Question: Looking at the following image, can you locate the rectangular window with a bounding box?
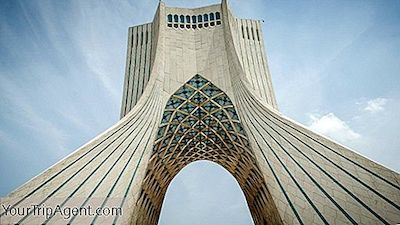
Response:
[216,12,221,20]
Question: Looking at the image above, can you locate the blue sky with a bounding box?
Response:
[0,0,399,224]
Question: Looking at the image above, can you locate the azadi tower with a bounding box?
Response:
[1,1,399,224]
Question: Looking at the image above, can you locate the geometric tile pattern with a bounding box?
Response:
[154,74,249,165]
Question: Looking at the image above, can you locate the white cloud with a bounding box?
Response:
[308,113,361,143]
[364,98,388,113]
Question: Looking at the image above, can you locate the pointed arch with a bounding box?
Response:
[133,75,283,225]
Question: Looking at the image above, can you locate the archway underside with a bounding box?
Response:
[133,75,283,225]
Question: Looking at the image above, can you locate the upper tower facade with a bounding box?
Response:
[120,0,277,118]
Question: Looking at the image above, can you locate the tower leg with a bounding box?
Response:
[0,84,164,225]
[233,78,400,225]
